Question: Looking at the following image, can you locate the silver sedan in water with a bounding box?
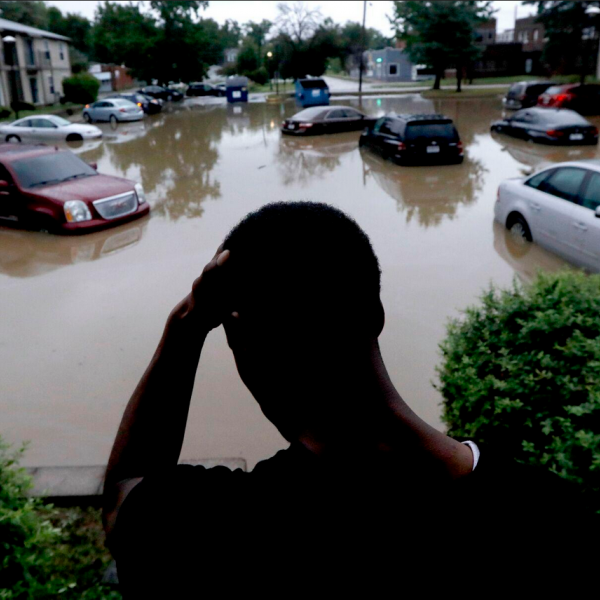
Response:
[495,160,600,272]
[0,115,102,143]
[83,99,144,124]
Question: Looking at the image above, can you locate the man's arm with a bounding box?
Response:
[102,248,231,545]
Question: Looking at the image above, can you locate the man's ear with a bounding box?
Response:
[372,298,385,338]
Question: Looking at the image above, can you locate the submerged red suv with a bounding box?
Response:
[0,144,149,234]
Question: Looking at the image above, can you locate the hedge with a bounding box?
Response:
[62,73,100,105]
[437,271,600,506]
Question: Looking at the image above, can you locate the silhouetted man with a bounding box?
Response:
[103,202,594,597]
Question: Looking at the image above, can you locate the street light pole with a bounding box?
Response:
[358,0,367,95]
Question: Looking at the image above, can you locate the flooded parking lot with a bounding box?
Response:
[1,94,595,469]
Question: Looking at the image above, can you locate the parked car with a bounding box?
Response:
[186,83,225,97]
[281,106,375,135]
[215,84,227,95]
[83,99,144,124]
[0,144,149,234]
[0,115,102,143]
[503,81,555,110]
[538,83,600,115]
[359,113,464,164]
[494,160,600,272]
[138,85,184,101]
[106,93,162,115]
[490,107,598,145]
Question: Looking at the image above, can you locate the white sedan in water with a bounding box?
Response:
[495,160,600,272]
[0,115,102,143]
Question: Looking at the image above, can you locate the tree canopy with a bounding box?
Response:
[524,1,600,82]
[390,1,494,91]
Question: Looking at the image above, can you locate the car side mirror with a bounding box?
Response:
[595,206,600,218]
[89,162,97,170]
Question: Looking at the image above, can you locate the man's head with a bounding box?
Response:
[221,202,384,440]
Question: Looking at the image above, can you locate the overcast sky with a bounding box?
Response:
[46,1,536,36]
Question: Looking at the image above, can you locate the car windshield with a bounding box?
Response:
[11,152,97,188]
[49,116,71,127]
[405,123,458,140]
[292,107,327,120]
[113,99,134,107]
[545,86,568,95]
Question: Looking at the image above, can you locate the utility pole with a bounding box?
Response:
[359,0,367,95]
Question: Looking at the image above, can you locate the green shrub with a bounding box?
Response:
[0,436,121,599]
[62,73,100,105]
[0,106,11,119]
[437,271,600,505]
[249,66,269,85]
[11,101,35,112]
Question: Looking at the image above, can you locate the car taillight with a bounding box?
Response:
[397,141,406,151]
[552,93,571,106]
[457,141,464,155]
[546,129,565,137]
[281,121,286,127]
[119,108,127,113]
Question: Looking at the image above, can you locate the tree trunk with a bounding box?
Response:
[433,69,441,90]
[456,62,462,93]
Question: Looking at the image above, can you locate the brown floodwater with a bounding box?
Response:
[1,95,595,469]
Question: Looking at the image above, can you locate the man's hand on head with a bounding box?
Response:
[166,246,232,337]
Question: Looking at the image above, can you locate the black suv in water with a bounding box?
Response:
[359,114,463,165]
[503,81,555,110]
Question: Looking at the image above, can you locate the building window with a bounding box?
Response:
[25,39,35,66]
[59,43,64,60]
[44,40,50,61]
[389,63,398,76]
[29,77,38,103]
[533,29,539,41]
[523,31,529,43]
[49,75,54,95]
[525,58,533,74]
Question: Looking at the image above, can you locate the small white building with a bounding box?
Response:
[0,17,71,107]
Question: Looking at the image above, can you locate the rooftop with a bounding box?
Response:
[0,17,70,41]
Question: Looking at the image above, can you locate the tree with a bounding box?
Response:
[339,22,390,75]
[0,1,48,28]
[524,1,600,83]
[276,1,322,43]
[236,41,260,74]
[390,1,494,91]
[92,2,159,82]
[219,19,242,50]
[47,7,92,56]
[245,19,272,57]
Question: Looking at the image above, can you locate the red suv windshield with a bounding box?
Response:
[10,152,97,189]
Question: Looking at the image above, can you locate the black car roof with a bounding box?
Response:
[387,113,453,124]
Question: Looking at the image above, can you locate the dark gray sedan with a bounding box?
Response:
[281,106,375,136]
[491,107,598,145]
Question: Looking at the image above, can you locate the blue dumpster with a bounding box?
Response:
[226,76,249,103]
[295,78,330,107]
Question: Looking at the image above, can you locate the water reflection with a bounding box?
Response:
[277,132,358,185]
[359,148,485,228]
[96,109,224,221]
[492,220,571,283]
[491,133,599,173]
[0,217,147,278]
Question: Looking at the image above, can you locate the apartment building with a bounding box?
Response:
[0,17,71,107]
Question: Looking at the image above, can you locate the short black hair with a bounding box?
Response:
[223,202,381,338]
